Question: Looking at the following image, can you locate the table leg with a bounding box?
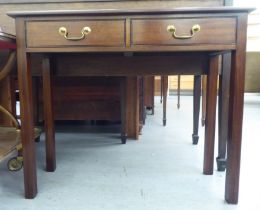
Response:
[217,53,231,171]
[17,51,37,198]
[192,75,201,145]
[151,76,155,115]
[160,76,163,103]
[201,75,207,126]
[162,75,168,126]
[225,15,247,204]
[120,77,127,144]
[225,49,247,203]
[203,54,219,175]
[140,77,146,125]
[42,56,56,171]
[177,75,181,109]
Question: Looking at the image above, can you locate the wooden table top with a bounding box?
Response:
[7,6,255,17]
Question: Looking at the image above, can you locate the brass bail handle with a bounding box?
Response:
[58,26,91,41]
[167,24,201,39]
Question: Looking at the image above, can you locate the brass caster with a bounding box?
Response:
[7,157,23,172]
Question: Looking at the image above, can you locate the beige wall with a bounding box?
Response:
[245,52,260,92]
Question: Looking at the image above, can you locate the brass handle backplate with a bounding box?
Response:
[167,24,201,39]
[58,26,91,41]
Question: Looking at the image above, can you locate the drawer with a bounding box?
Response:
[131,18,236,46]
[26,20,125,47]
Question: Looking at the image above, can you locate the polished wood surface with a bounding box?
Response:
[132,18,236,45]
[16,18,38,198]
[42,56,56,172]
[126,77,140,139]
[27,20,125,47]
[39,77,121,120]
[225,13,248,204]
[144,76,154,114]
[9,7,251,204]
[217,52,231,171]
[203,54,219,174]
[192,75,201,145]
[0,1,224,36]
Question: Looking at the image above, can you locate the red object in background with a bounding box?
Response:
[0,30,16,49]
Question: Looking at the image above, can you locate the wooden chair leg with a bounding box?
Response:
[42,56,56,172]
[203,54,219,175]
[201,75,207,126]
[192,75,201,145]
[162,75,168,126]
[217,53,231,171]
[177,75,181,109]
[120,77,127,144]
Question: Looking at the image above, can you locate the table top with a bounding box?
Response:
[7,6,255,17]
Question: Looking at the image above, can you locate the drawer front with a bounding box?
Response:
[131,18,236,46]
[26,20,125,47]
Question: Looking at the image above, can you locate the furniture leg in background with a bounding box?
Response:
[192,75,201,145]
[144,76,155,115]
[217,53,231,171]
[177,75,181,109]
[126,76,140,139]
[42,56,56,172]
[162,75,168,126]
[160,75,163,103]
[201,75,207,126]
[120,77,127,144]
[203,54,219,175]
[140,77,146,125]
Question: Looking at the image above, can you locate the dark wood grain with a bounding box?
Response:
[120,77,127,144]
[201,75,207,126]
[126,77,139,140]
[51,53,208,76]
[192,75,201,145]
[26,20,125,47]
[15,18,37,198]
[42,56,56,172]
[132,18,236,46]
[203,54,219,175]
[217,52,231,171]
[10,8,251,203]
[144,76,154,114]
[225,14,248,204]
[8,7,254,17]
[177,75,180,109]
